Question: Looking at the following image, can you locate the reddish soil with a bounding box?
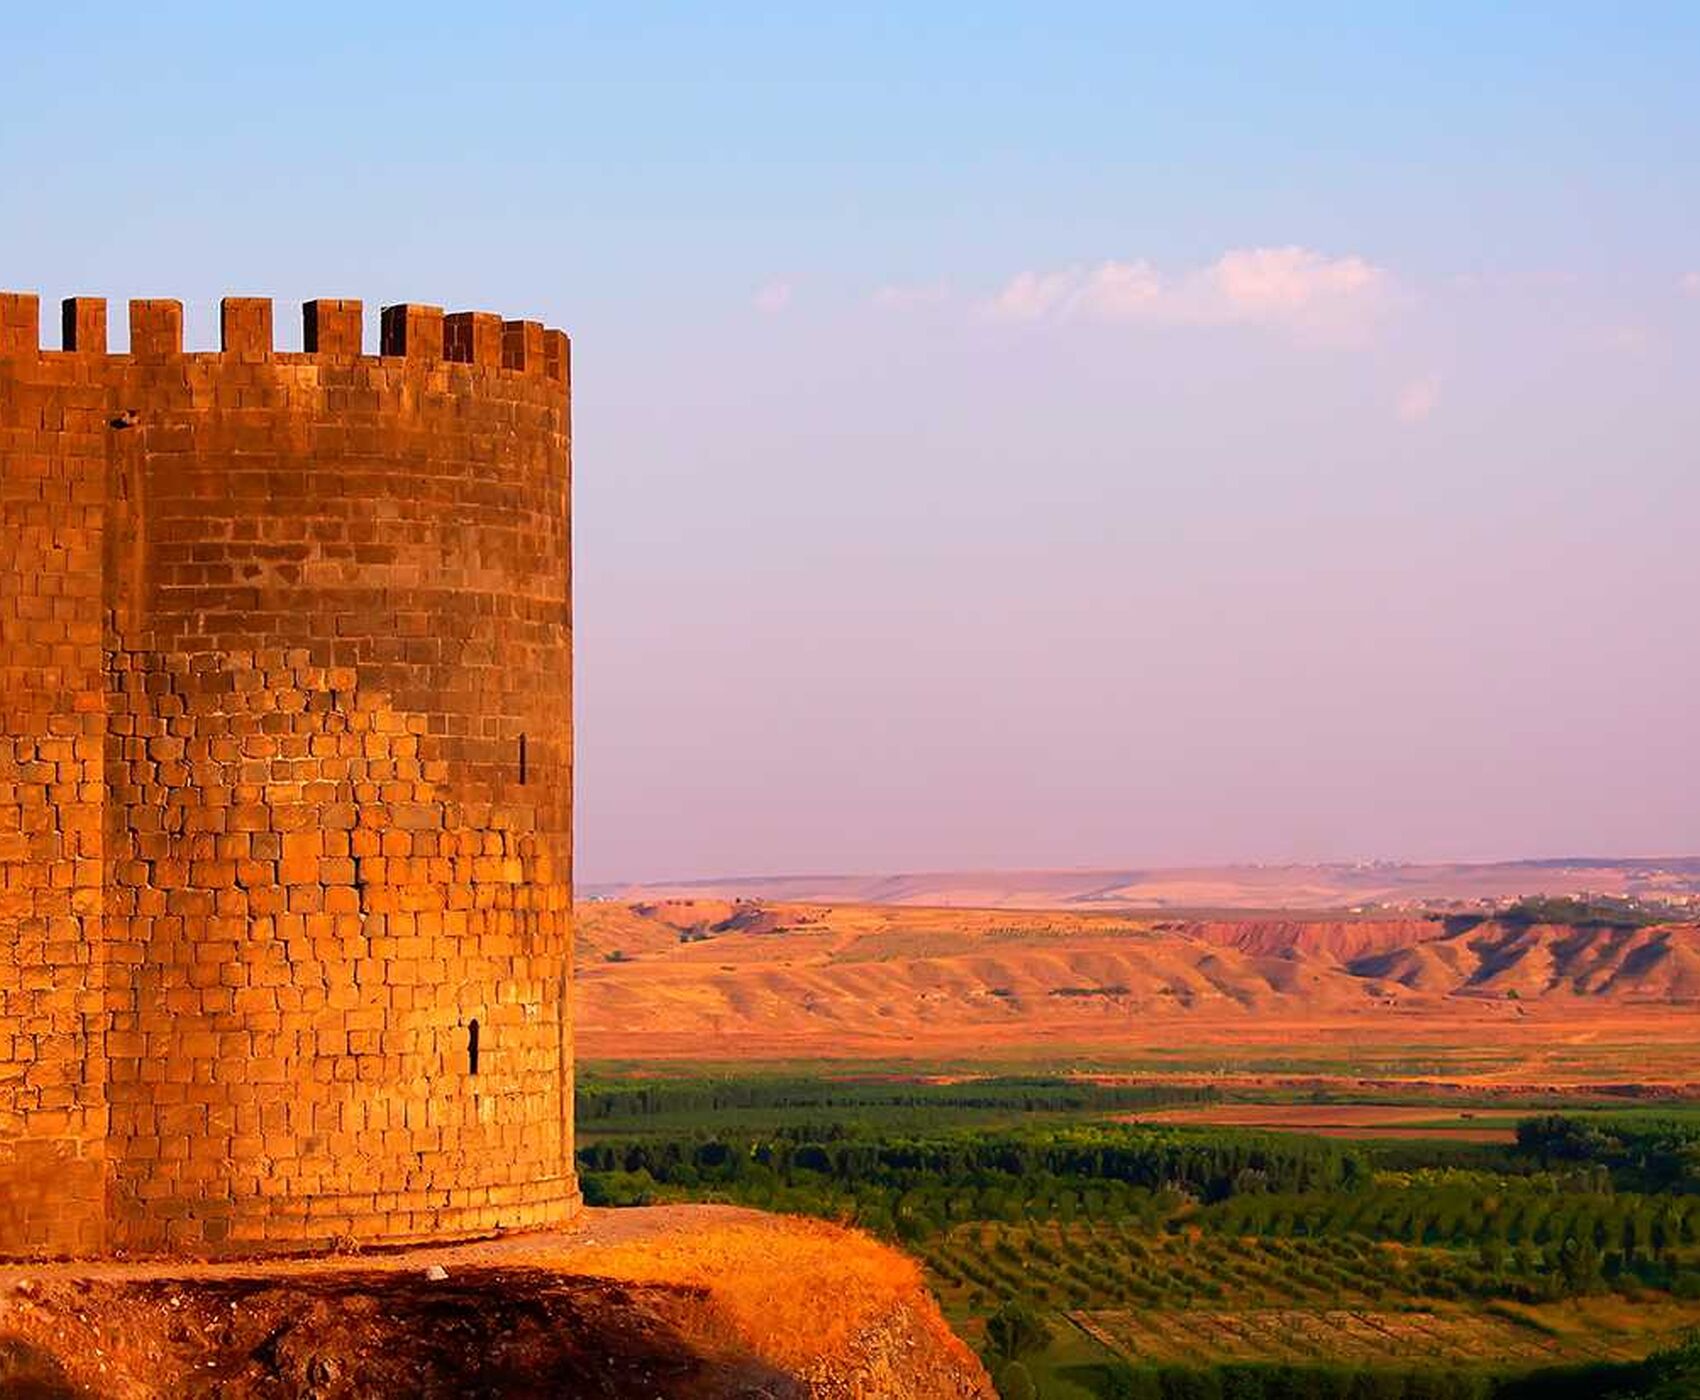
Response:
[0,1207,991,1400]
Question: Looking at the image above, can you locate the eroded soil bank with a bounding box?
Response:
[0,1206,992,1400]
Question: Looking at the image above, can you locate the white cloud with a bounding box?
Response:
[987,261,1160,321]
[1207,247,1382,319]
[988,268,1079,320]
[1078,260,1164,318]
[1395,374,1442,424]
[753,280,793,315]
[1681,271,1700,297]
[872,281,951,310]
[985,246,1391,342]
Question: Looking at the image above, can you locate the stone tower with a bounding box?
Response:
[0,292,577,1255]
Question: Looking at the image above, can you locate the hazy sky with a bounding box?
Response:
[5,5,1698,881]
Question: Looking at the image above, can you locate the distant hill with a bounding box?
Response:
[583,857,1700,914]
[574,899,1700,1075]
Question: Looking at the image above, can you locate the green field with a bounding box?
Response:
[575,1070,1700,1398]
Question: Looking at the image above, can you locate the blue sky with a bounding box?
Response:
[5,4,1698,879]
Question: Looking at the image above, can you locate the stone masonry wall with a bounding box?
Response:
[0,298,109,1254]
[0,292,576,1255]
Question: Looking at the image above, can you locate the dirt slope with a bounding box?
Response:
[0,1207,990,1400]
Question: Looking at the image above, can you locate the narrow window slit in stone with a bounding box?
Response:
[468,1019,481,1076]
[518,732,528,785]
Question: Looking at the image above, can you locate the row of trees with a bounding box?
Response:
[1202,1181,1700,1252]
[577,1074,1217,1124]
[928,1216,1700,1315]
[1515,1115,1700,1192]
[578,1125,1368,1203]
[1051,1339,1700,1400]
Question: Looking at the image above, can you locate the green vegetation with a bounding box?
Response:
[578,1073,1218,1137]
[1442,895,1672,931]
[987,1298,1054,1363]
[585,1044,1700,1081]
[1053,1332,1700,1399]
[1500,895,1667,927]
[575,1078,1700,1396]
[580,1124,1367,1231]
[1515,1114,1700,1192]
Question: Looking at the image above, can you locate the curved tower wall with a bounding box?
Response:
[0,292,577,1254]
[0,294,111,1254]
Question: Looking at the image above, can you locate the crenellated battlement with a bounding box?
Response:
[0,291,569,383]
